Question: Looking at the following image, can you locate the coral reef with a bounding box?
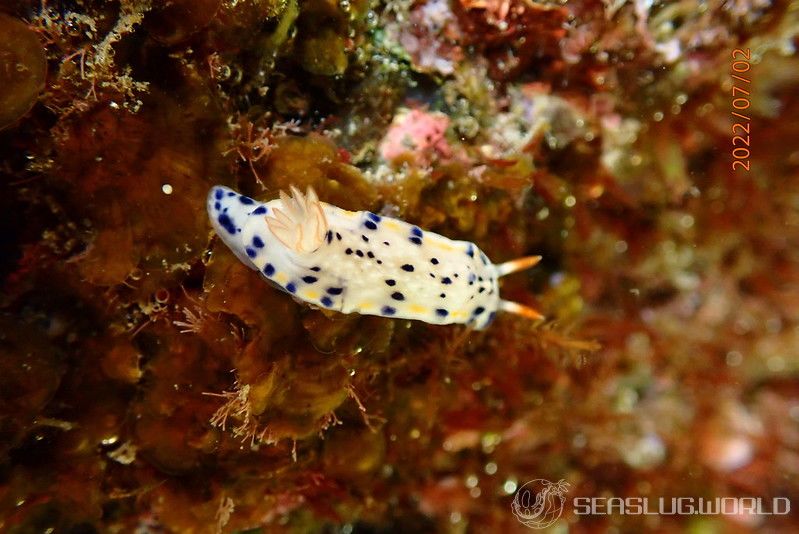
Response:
[1,0,798,532]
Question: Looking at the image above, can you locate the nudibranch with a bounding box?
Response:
[207,185,544,329]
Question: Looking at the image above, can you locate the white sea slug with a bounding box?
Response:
[207,185,544,329]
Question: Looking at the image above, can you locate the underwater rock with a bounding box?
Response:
[0,13,47,130]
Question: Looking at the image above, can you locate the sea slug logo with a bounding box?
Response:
[511,479,571,529]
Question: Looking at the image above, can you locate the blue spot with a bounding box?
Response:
[252,206,267,215]
[227,192,236,197]
[411,226,423,237]
[481,252,489,265]
[239,195,255,205]
[381,306,396,315]
[327,287,343,295]
[215,189,224,200]
[302,276,318,284]
[401,264,414,272]
[367,212,381,222]
[286,282,296,293]
[435,308,448,317]
[263,264,275,276]
[473,306,485,315]
[409,237,422,245]
[441,277,452,285]
[245,247,256,258]
[321,296,333,307]
[486,311,496,325]
[252,236,265,248]
[364,221,377,230]
[466,244,474,258]
[218,214,236,235]
[214,202,221,210]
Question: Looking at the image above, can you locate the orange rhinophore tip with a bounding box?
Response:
[496,255,542,277]
[498,300,545,321]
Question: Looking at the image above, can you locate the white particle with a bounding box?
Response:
[162,184,173,195]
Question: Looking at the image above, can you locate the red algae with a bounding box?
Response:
[1,1,798,533]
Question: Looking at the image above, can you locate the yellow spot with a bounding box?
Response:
[384,220,403,231]
[302,290,320,300]
[433,241,457,252]
[450,310,466,319]
[357,301,372,310]
[408,304,427,314]
[275,273,288,284]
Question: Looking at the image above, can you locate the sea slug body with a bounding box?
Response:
[207,185,543,329]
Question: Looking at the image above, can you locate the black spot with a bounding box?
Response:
[252,206,267,215]
[383,241,390,246]
[362,235,369,242]
[367,251,374,259]
[356,250,364,257]
[364,221,377,230]
[264,264,275,276]
[478,276,484,282]
[239,195,255,205]
[441,277,452,285]
[215,189,223,200]
[382,305,396,315]
[367,212,381,222]
[430,258,439,265]
[252,236,265,248]
[214,202,220,210]
[401,264,414,272]
[453,273,459,278]
[385,279,396,286]
[391,292,404,301]
[336,232,342,240]
[246,247,256,258]
[478,287,485,293]
[440,293,446,298]
[286,282,296,293]
[409,237,422,245]
[321,296,333,307]
[474,306,485,315]
[310,266,321,272]
[325,230,333,244]
[345,248,353,255]
[377,260,383,264]
[435,308,448,317]
[302,276,318,284]
[429,273,435,278]
[327,287,343,295]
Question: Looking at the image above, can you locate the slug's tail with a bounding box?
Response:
[266,186,328,253]
[495,255,542,277]
[498,300,545,321]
